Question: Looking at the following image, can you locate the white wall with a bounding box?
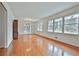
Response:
[2,2,14,48]
[0,3,7,48]
[34,5,79,47]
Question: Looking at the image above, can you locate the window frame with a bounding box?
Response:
[48,20,54,32]
[54,17,63,33]
[64,14,79,34]
[37,22,43,32]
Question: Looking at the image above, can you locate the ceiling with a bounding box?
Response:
[8,2,79,21]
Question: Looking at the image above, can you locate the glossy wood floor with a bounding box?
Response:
[0,34,79,56]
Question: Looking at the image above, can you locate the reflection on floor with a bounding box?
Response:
[0,34,79,56]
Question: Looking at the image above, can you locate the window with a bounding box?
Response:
[24,23,31,34]
[54,18,63,33]
[48,20,53,32]
[37,24,40,31]
[64,14,79,34]
[37,22,43,31]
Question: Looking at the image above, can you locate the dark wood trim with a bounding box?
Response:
[13,20,18,40]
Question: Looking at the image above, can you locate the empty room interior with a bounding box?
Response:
[0,2,79,56]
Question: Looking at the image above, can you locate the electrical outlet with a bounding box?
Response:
[54,37,58,39]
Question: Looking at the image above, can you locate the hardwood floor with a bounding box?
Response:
[0,34,79,56]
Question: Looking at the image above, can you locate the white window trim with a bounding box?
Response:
[64,14,79,34]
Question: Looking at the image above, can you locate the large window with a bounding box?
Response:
[24,23,31,34]
[54,18,63,33]
[37,22,43,31]
[64,14,79,34]
[48,20,53,32]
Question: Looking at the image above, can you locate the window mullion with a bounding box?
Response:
[62,17,64,33]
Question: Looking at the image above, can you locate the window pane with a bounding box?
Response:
[48,20,53,32]
[37,24,39,31]
[37,22,43,31]
[40,23,43,31]
[64,24,78,34]
[65,14,78,24]
[64,14,79,34]
[54,18,63,33]
[24,24,31,33]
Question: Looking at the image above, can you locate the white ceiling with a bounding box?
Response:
[8,2,79,21]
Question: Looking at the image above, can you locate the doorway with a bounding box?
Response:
[13,20,18,39]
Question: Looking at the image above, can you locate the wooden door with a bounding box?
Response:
[13,20,18,39]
